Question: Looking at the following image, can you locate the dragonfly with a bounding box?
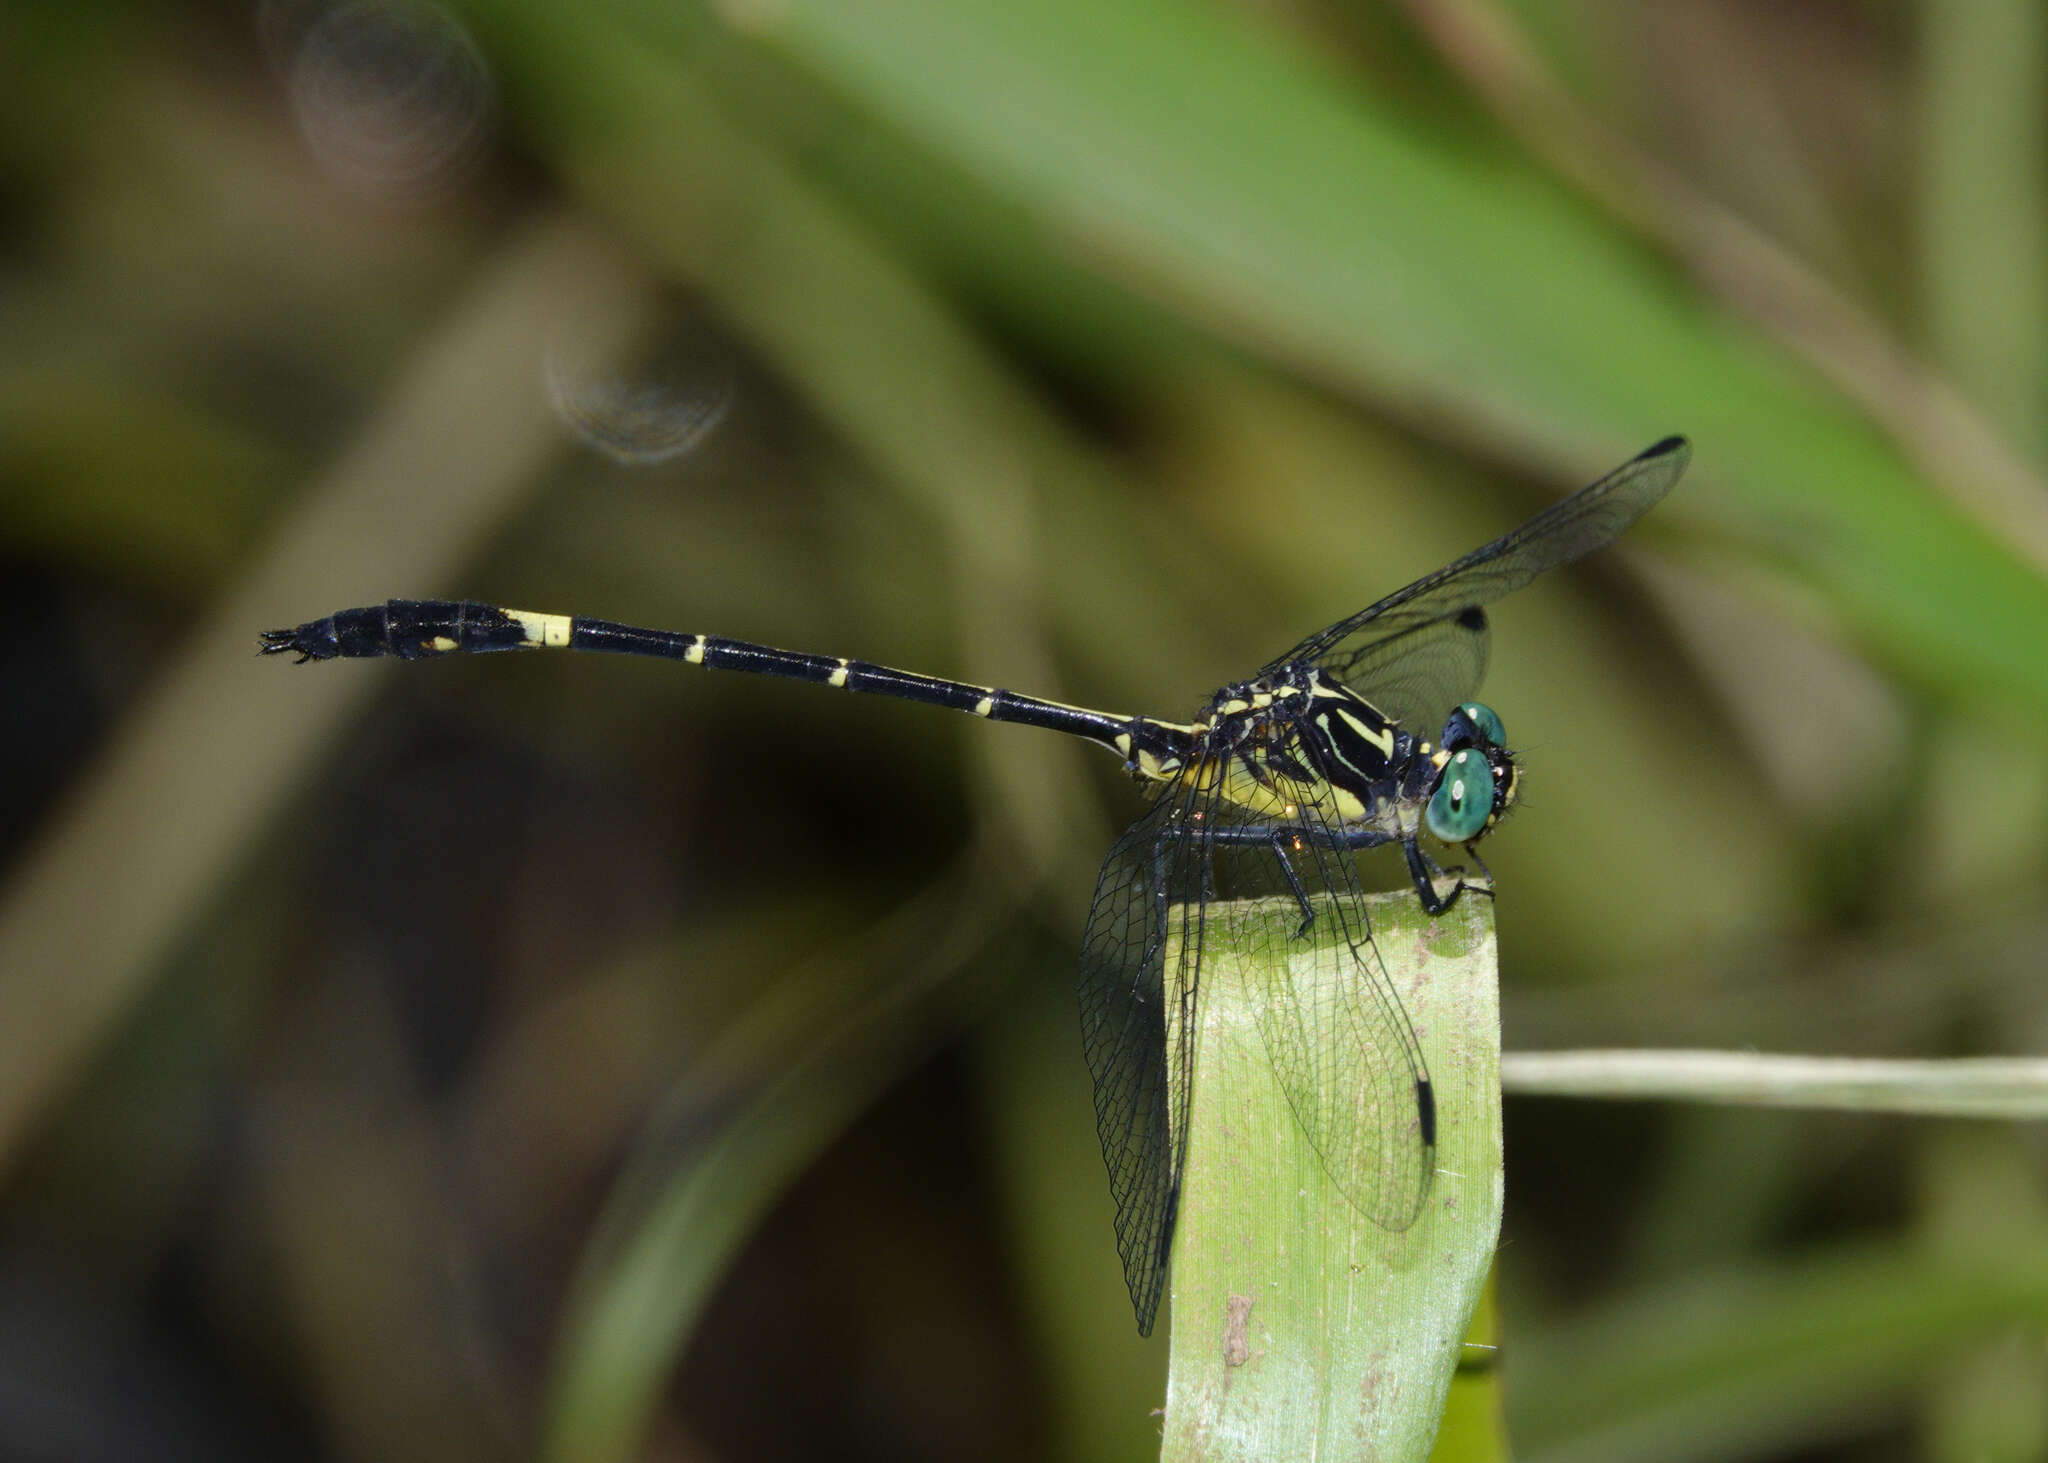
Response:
[262,435,1691,1335]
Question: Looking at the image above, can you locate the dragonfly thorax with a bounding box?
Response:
[1189,666,1523,847]
[1173,665,1409,829]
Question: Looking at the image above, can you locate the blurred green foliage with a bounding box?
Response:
[1,1,2044,1460]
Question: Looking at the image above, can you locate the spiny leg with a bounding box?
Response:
[1198,819,1398,938]
[1403,837,1497,914]
[1266,829,1319,938]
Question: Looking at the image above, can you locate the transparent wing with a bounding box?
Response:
[1318,613,1491,738]
[1206,777,1435,1238]
[1076,777,1209,1338]
[1262,437,1690,729]
[1079,749,1440,1335]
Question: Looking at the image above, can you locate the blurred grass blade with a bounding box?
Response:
[471,0,1212,851]
[718,0,2048,712]
[543,862,1008,1463]
[0,214,654,1176]
[1917,1127,2048,1461]
[1163,890,1500,1462]
[1503,1050,2048,1118]
[1513,1240,2048,1463]
[1917,0,2048,458]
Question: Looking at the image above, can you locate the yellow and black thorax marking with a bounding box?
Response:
[1154,668,1419,829]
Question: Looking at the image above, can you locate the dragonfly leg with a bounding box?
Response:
[1266,829,1319,938]
[1404,837,1467,915]
[1465,846,1497,899]
[1199,820,1396,937]
[1404,838,1499,913]
[1132,829,1184,994]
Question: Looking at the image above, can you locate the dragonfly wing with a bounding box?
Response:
[1264,437,1690,727]
[1076,780,1209,1337]
[1209,783,1436,1233]
[1318,611,1490,738]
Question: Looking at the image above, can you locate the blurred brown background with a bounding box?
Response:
[2,1,2046,1460]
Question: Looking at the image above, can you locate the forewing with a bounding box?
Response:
[1264,437,1690,728]
[1321,612,1490,736]
[1076,778,1209,1338]
[1208,779,1436,1234]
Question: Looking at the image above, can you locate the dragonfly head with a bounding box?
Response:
[1424,701,1518,844]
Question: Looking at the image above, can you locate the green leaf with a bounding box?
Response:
[1432,1272,1511,1463]
[1162,888,1500,1462]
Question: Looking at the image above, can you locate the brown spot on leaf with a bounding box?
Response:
[1223,1294,1254,1367]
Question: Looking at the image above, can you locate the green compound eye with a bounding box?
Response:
[1426,748,1495,843]
[1457,701,1506,747]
